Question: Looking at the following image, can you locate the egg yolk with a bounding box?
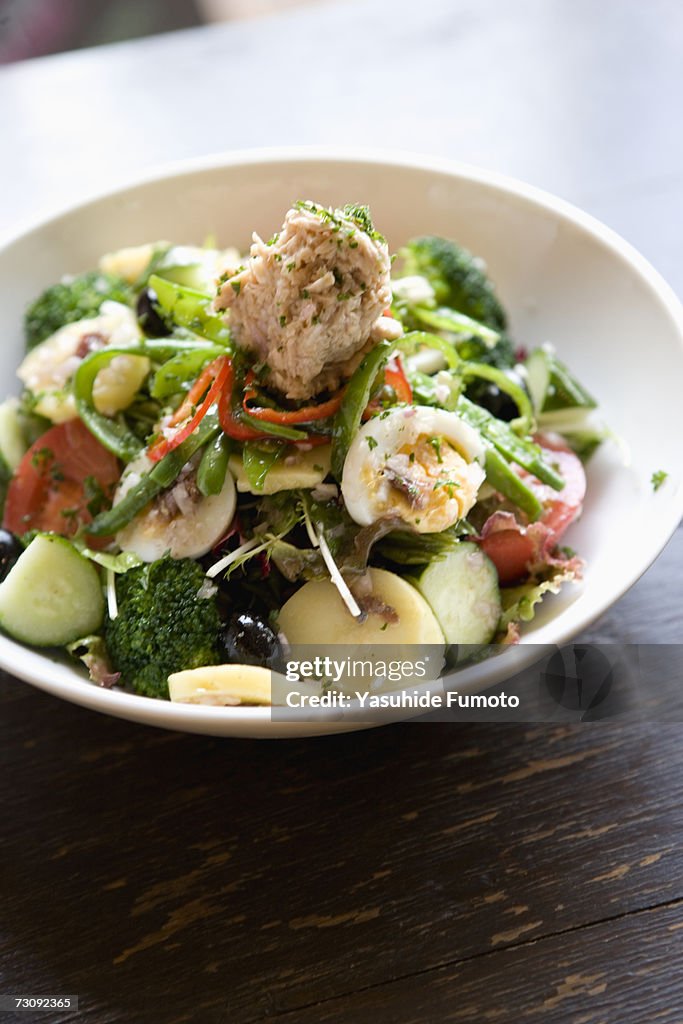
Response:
[362,434,483,533]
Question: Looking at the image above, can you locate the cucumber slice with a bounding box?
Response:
[526,348,597,413]
[0,534,104,646]
[0,397,28,471]
[415,542,501,645]
[525,348,551,414]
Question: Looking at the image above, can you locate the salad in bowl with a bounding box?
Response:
[0,199,605,707]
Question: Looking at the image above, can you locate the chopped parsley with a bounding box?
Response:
[366,436,378,451]
[651,469,668,491]
[433,479,461,497]
[294,200,385,243]
[428,437,443,463]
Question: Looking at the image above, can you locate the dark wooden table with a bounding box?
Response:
[1,1,682,1020]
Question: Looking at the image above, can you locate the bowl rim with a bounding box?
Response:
[1,145,682,732]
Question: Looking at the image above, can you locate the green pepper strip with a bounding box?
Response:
[149,274,231,345]
[546,355,597,411]
[242,442,285,492]
[87,414,220,537]
[197,433,232,497]
[484,448,543,521]
[240,409,308,442]
[330,340,393,480]
[413,306,500,346]
[457,396,565,490]
[459,362,535,434]
[151,346,226,400]
[73,340,223,461]
[396,330,461,370]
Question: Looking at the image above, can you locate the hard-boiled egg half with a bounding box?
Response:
[341,407,485,533]
[114,453,236,561]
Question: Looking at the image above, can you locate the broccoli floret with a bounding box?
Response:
[104,557,221,699]
[24,271,133,350]
[399,236,507,331]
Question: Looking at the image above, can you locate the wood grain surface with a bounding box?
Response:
[1,0,682,1020]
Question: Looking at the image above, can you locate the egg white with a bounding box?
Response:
[341,407,485,533]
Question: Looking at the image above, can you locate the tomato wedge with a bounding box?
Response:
[480,434,586,584]
[3,420,121,539]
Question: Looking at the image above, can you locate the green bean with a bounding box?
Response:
[197,433,232,496]
[87,414,220,536]
[457,396,565,490]
[331,340,393,480]
[484,448,543,521]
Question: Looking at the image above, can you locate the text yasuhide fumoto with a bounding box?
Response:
[285,689,521,709]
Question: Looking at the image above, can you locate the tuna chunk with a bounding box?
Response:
[214,202,396,400]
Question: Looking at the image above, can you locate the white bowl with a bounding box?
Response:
[0,149,681,737]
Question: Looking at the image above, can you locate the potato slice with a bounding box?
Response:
[99,242,166,283]
[168,664,273,705]
[228,444,331,495]
[278,568,445,646]
[93,354,150,415]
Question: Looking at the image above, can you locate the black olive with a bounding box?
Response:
[466,367,528,421]
[136,287,171,337]
[0,530,23,582]
[218,612,284,671]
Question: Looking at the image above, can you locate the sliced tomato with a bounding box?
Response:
[480,434,586,584]
[480,529,538,586]
[520,433,586,541]
[3,420,121,539]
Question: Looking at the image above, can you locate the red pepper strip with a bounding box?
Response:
[148,356,229,462]
[218,360,273,441]
[168,359,220,428]
[242,370,345,425]
[362,355,413,420]
[385,356,413,403]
